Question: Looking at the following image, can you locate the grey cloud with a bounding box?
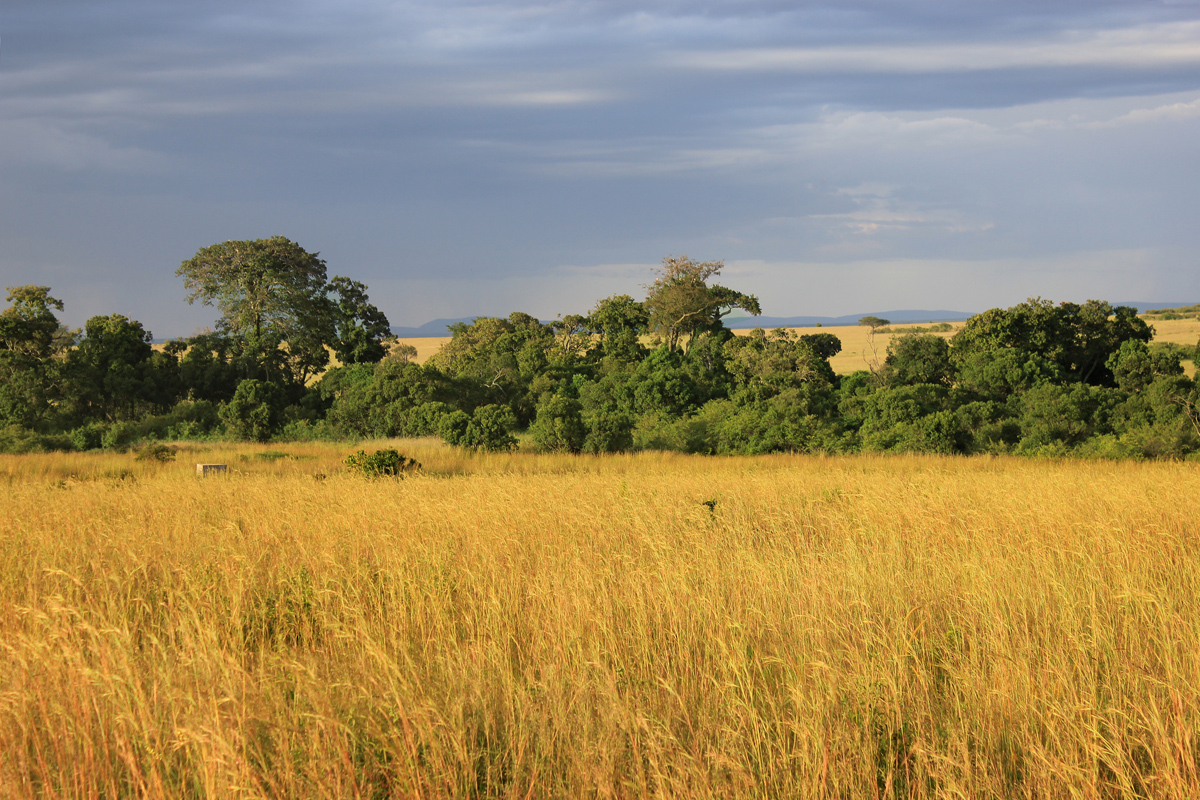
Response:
[2,0,1199,333]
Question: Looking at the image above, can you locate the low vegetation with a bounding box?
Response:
[1,444,1198,797]
[1143,304,1200,320]
[5,242,1200,461]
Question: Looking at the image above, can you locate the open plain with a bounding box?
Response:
[2,442,1199,797]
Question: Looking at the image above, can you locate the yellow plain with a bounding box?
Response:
[2,442,1198,796]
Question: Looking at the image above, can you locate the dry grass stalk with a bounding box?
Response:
[1,442,1198,797]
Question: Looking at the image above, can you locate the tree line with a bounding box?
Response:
[3,236,1198,459]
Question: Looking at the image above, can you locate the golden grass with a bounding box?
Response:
[390,337,453,365]
[392,323,966,375]
[3,443,1200,798]
[730,322,964,376]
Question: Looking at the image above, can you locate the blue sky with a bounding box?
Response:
[3,0,1199,336]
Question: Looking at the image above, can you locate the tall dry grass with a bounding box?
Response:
[1,443,1199,798]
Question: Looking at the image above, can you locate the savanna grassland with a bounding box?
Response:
[2,442,1200,798]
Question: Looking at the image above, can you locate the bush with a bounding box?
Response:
[530,395,587,453]
[0,426,75,454]
[220,379,285,442]
[344,448,421,478]
[68,422,108,451]
[582,409,635,454]
[135,442,177,462]
[275,418,339,442]
[438,405,517,452]
[101,421,140,451]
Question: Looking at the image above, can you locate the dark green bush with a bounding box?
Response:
[135,442,178,462]
[344,448,421,478]
[530,395,587,453]
[68,422,108,451]
[438,405,517,452]
[220,379,286,442]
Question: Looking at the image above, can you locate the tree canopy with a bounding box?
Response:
[3,251,1195,463]
[176,237,334,383]
[643,256,761,352]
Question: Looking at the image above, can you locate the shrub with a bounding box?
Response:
[438,405,517,452]
[68,422,108,451]
[344,448,421,478]
[582,409,635,454]
[101,421,140,451]
[135,442,178,462]
[530,395,587,453]
[220,379,285,442]
[470,405,519,452]
[0,426,75,454]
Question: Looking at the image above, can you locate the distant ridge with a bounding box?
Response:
[390,312,976,337]
[390,317,482,337]
[1113,301,1199,312]
[389,303,1195,338]
[722,310,975,329]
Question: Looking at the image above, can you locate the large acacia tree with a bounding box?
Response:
[643,255,761,352]
[177,237,335,385]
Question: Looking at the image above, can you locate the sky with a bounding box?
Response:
[3,0,1200,337]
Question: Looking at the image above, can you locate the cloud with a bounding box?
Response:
[1089,96,1200,127]
[671,20,1200,74]
[718,249,1174,317]
[3,0,1199,332]
[0,119,169,172]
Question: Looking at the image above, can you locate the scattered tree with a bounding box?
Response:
[644,256,760,352]
[177,237,334,384]
[328,276,392,365]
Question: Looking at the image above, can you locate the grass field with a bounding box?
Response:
[388,323,961,376]
[392,316,1199,377]
[2,441,1199,798]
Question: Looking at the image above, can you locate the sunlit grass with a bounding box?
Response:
[2,444,1199,797]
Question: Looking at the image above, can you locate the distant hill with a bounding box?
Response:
[389,312,977,337]
[1118,301,1200,313]
[390,303,1195,338]
[722,310,975,329]
[390,317,482,337]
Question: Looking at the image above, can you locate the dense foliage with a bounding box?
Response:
[4,245,1199,459]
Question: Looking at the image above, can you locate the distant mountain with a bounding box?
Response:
[389,303,1196,338]
[390,317,483,337]
[391,311,975,337]
[722,310,976,329]
[1113,301,1199,312]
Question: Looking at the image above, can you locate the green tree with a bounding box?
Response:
[323,360,449,438]
[643,256,761,352]
[724,328,839,402]
[0,286,75,429]
[427,313,558,422]
[957,348,1062,401]
[950,298,1151,387]
[883,333,955,387]
[858,316,890,330]
[438,404,517,452]
[529,394,587,453]
[172,333,244,404]
[220,379,286,442]
[1103,339,1183,393]
[177,237,334,384]
[327,276,392,365]
[858,316,890,374]
[0,286,70,359]
[589,294,648,364]
[68,314,157,421]
[1056,300,1153,385]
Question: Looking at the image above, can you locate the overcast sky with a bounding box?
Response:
[3,0,1199,336]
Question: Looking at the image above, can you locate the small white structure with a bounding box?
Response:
[196,463,228,477]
